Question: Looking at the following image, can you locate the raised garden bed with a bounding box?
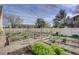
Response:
[7,46,34,55]
[7,41,66,55]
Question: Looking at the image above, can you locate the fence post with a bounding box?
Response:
[40,27,42,41]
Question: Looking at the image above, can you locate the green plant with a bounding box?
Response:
[53,36,59,39]
[6,32,21,36]
[59,37,67,43]
[51,44,65,55]
[62,38,67,43]
[60,37,66,39]
[32,42,56,55]
[49,35,59,40]
[72,34,79,38]
[0,29,3,34]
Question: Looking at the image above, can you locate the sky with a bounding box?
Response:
[3,4,78,25]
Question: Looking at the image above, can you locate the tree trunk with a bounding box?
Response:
[0,6,6,48]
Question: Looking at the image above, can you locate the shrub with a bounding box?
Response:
[62,38,67,43]
[53,36,59,39]
[0,29,3,34]
[49,35,59,40]
[51,44,65,55]
[59,34,68,37]
[32,42,56,55]
[6,32,21,36]
[72,34,79,38]
[59,37,67,43]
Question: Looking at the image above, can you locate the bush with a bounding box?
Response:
[60,37,67,43]
[32,42,56,55]
[72,34,79,38]
[0,29,3,34]
[53,36,59,39]
[51,44,65,55]
[6,32,21,36]
[62,38,67,43]
[49,35,59,40]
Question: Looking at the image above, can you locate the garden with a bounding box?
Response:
[0,28,78,55]
[0,4,79,55]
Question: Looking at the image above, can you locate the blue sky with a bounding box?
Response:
[3,4,77,25]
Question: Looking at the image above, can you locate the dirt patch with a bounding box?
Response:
[7,46,33,55]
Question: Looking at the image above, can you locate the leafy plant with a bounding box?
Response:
[60,37,67,43]
[32,42,56,55]
[0,29,3,34]
[62,38,67,43]
[49,35,59,40]
[6,32,21,36]
[51,44,65,55]
[72,34,79,38]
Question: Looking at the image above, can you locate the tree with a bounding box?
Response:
[53,18,60,27]
[53,9,67,28]
[56,9,66,20]
[0,6,6,48]
[35,18,47,28]
[0,6,3,30]
[45,22,50,28]
[74,5,79,14]
[35,18,48,40]
[65,16,73,27]
[5,14,22,28]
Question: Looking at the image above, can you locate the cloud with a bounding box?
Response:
[3,4,77,25]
